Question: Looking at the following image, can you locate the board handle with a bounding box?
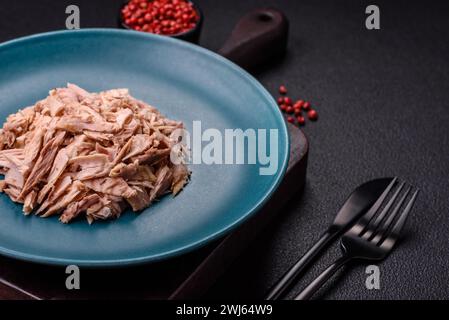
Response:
[218,8,289,71]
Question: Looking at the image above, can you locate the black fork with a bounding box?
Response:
[295,178,419,300]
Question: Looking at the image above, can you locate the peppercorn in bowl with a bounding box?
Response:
[120,0,203,43]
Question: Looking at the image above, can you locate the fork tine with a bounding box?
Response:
[370,186,411,244]
[347,177,397,236]
[379,189,419,248]
[362,177,397,221]
[361,182,406,239]
[354,177,397,236]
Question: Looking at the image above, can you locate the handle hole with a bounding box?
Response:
[258,13,273,22]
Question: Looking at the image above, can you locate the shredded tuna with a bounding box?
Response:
[0,84,190,223]
[127,186,152,211]
[24,190,38,215]
[59,193,101,223]
[68,154,111,180]
[172,164,190,196]
[150,165,174,201]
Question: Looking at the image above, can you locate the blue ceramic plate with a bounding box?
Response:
[0,29,289,266]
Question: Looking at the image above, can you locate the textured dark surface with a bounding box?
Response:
[0,0,448,299]
[201,0,449,300]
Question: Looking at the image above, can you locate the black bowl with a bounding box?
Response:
[119,0,203,44]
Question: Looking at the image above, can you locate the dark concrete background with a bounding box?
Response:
[0,0,448,299]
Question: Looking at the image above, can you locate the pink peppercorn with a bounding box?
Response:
[307,109,318,121]
[279,85,287,95]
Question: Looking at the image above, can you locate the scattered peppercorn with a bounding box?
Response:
[122,0,199,35]
[294,100,304,109]
[302,101,311,110]
[279,85,287,95]
[283,97,292,106]
[277,97,284,105]
[275,85,319,127]
[307,109,318,121]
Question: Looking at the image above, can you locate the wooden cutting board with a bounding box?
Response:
[0,123,307,300]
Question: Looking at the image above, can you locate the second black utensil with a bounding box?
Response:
[295,179,418,300]
[265,177,395,300]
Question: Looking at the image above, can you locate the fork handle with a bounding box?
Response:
[265,230,337,300]
[294,255,352,300]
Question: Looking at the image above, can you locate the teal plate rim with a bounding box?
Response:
[0,29,290,267]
